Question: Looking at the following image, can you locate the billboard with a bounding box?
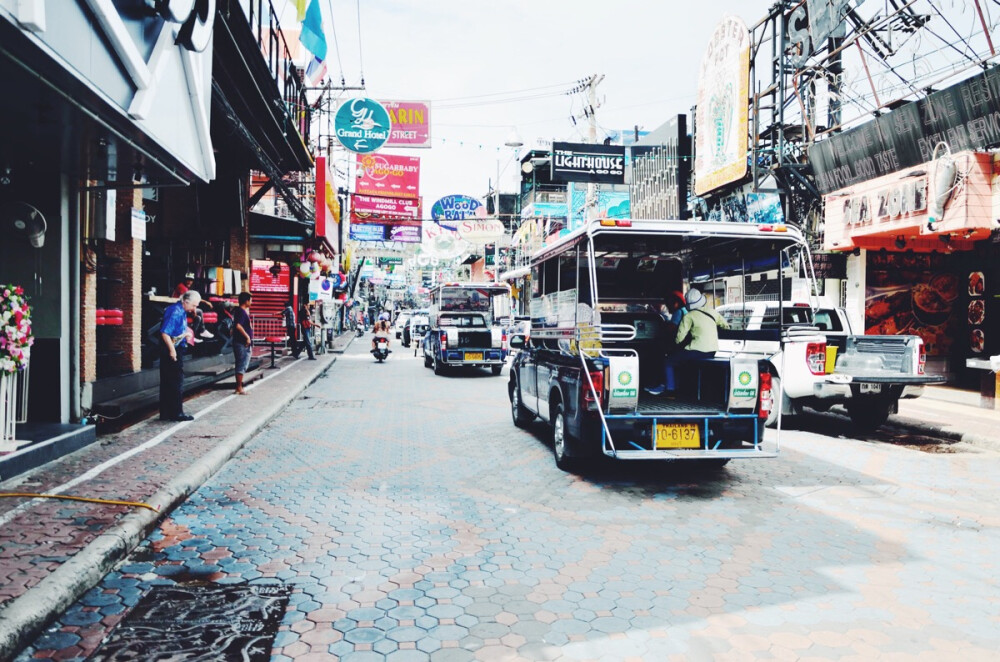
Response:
[249,260,290,293]
[355,154,420,199]
[381,100,432,148]
[550,142,626,184]
[349,223,423,243]
[430,195,484,225]
[349,223,387,242]
[351,194,421,222]
[694,16,751,196]
[335,98,392,153]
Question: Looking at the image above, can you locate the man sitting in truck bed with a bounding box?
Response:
[646,288,728,396]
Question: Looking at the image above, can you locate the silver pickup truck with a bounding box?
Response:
[717,301,944,431]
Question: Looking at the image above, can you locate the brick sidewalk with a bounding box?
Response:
[0,332,355,658]
[894,386,1000,451]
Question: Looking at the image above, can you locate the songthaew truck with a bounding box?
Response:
[423,283,511,375]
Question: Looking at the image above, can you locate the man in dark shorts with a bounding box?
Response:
[232,292,253,394]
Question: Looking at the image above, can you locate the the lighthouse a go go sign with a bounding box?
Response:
[335,98,392,153]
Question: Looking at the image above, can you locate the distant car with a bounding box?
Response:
[403,315,429,347]
[393,313,411,339]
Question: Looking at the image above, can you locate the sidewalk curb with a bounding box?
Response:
[0,356,338,661]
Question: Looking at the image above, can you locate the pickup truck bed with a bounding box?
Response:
[635,396,728,416]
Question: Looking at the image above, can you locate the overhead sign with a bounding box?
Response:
[550,142,626,184]
[388,225,422,243]
[349,223,387,242]
[809,66,1000,194]
[431,195,484,225]
[334,98,392,153]
[381,100,432,148]
[694,16,751,196]
[455,218,505,242]
[355,154,420,199]
[352,194,421,221]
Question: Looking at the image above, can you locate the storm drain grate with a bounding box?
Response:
[310,399,364,409]
[90,583,291,661]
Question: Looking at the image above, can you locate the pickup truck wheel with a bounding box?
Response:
[433,355,444,375]
[424,351,432,368]
[765,376,781,428]
[491,365,503,376]
[847,398,892,432]
[552,403,577,472]
[510,382,533,428]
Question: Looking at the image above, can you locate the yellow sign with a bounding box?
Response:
[694,16,751,196]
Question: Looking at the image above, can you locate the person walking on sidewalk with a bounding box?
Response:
[159,290,201,421]
[279,299,296,349]
[232,292,253,394]
[293,300,316,360]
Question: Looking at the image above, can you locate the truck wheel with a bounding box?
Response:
[765,376,781,428]
[491,365,503,376]
[424,351,432,368]
[552,402,577,472]
[510,381,533,428]
[847,398,893,432]
[433,355,444,375]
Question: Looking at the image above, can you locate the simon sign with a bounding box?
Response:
[335,98,392,153]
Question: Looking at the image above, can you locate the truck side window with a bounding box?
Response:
[813,310,842,332]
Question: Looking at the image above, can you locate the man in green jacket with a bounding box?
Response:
[645,288,728,396]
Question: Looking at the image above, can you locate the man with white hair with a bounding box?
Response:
[159,290,201,421]
[645,288,728,396]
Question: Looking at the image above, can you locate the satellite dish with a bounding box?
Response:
[1,201,47,248]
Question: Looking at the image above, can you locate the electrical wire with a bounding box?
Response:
[431,81,580,103]
[325,0,346,85]
[436,90,571,110]
[356,0,365,86]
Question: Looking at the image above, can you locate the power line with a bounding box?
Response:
[325,0,346,85]
[430,81,579,103]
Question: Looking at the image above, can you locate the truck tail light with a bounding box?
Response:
[917,341,926,375]
[501,329,507,350]
[806,342,826,375]
[582,369,604,411]
[759,372,773,420]
[440,330,448,350]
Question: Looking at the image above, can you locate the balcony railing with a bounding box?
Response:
[242,0,312,148]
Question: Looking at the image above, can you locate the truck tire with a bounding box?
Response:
[847,397,893,432]
[491,365,503,376]
[510,380,533,428]
[552,402,578,472]
[433,354,444,375]
[424,353,432,368]
[765,376,781,428]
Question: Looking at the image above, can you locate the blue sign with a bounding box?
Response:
[335,98,392,154]
[349,223,386,241]
[431,195,482,230]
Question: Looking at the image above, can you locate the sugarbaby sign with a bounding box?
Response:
[355,154,421,199]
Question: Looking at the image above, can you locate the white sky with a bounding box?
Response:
[282,0,772,209]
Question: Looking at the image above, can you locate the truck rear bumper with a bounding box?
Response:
[814,375,943,400]
[597,410,767,460]
[442,349,504,365]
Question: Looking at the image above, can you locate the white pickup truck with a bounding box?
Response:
[717,301,943,431]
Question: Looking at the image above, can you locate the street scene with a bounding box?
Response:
[2,0,1000,659]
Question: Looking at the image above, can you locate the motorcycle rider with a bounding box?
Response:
[371,316,392,354]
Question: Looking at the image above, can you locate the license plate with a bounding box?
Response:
[655,423,701,449]
[465,352,484,361]
[859,383,882,394]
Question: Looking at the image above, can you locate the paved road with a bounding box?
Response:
[18,340,1000,661]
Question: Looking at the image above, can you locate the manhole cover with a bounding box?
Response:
[90,583,291,661]
[311,399,363,409]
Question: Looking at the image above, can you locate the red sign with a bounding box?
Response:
[381,100,431,148]
[249,260,290,293]
[352,194,421,220]
[356,154,420,199]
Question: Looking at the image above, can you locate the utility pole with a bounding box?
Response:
[584,74,604,222]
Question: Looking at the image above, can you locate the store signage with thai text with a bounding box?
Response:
[694,16,751,196]
[380,100,432,148]
[249,260,290,293]
[355,154,420,199]
[550,142,626,184]
[334,98,392,153]
[810,66,1000,194]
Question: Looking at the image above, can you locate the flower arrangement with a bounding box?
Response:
[0,285,33,374]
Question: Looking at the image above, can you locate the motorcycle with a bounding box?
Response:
[372,337,390,362]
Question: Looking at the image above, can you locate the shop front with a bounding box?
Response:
[823,151,995,383]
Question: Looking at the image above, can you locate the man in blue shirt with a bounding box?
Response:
[159,290,201,421]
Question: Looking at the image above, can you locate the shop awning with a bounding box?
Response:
[249,211,314,240]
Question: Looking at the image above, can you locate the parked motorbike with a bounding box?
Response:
[372,337,390,362]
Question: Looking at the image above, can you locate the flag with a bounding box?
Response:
[305,56,328,86]
[299,0,327,62]
[293,0,307,21]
